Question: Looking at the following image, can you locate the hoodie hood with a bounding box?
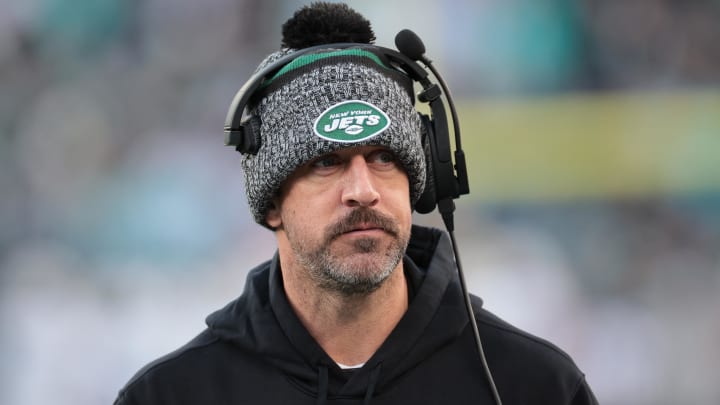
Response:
[206,225,477,402]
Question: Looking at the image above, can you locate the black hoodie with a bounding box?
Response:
[115,225,597,404]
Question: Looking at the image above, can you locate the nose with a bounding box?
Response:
[341,155,380,208]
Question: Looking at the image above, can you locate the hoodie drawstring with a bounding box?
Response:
[362,363,382,405]
[315,365,329,405]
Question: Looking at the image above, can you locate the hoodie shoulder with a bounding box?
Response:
[476,304,577,364]
[472,298,597,404]
[115,260,279,405]
[114,330,221,404]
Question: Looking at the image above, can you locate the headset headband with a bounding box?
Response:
[224,43,430,146]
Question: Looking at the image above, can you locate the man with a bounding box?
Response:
[115,3,597,404]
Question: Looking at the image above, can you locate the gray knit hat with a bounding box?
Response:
[238,4,426,227]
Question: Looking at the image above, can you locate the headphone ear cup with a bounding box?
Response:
[414,113,437,214]
[235,115,262,154]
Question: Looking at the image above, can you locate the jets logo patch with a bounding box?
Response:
[313,100,390,143]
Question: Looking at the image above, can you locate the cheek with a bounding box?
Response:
[386,186,413,224]
[391,178,412,210]
[281,189,334,230]
[399,203,413,229]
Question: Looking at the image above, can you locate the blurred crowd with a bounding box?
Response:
[1,1,719,404]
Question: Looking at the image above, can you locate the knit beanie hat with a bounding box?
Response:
[238,3,426,227]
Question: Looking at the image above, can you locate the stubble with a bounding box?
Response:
[286,208,410,296]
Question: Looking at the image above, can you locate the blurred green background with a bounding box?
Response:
[1,1,719,404]
[461,90,720,201]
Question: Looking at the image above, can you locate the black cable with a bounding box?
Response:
[396,28,501,404]
[440,200,503,405]
[419,57,463,152]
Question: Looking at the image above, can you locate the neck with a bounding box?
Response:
[280,255,408,366]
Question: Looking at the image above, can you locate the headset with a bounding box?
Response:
[224,29,469,216]
[223,30,502,405]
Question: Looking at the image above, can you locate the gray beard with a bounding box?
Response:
[302,236,406,296]
[287,209,409,296]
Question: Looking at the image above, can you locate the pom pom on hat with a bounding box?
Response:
[281,2,376,48]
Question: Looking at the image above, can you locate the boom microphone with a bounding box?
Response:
[394,29,426,62]
[395,28,502,405]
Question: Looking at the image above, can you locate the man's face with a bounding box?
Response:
[266,145,413,296]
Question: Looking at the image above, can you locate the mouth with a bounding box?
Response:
[343,223,385,235]
[327,209,399,241]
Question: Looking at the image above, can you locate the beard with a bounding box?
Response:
[284,208,410,296]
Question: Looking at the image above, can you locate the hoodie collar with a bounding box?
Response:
[206,225,477,401]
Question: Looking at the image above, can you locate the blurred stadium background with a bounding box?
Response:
[1,0,719,404]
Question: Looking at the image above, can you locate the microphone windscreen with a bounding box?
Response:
[395,29,426,61]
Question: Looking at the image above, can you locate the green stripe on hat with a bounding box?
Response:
[263,49,390,86]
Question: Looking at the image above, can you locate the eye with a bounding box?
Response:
[367,149,398,167]
[310,154,342,170]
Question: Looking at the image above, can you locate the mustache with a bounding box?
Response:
[325,208,400,240]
